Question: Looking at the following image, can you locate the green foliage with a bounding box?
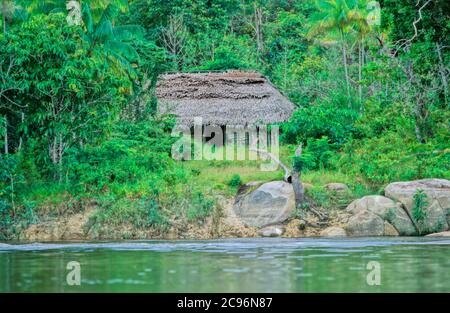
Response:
[227,174,242,187]
[282,100,358,145]
[0,154,23,211]
[412,189,429,235]
[81,2,144,78]
[186,192,215,223]
[337,128,450,185]
[1,12,131,174]
[0,0,448,239]
[65,119,176,193]
[292,153,315,173]
[198,44,250,71]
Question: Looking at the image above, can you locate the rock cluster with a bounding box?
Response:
[233,178,450,237]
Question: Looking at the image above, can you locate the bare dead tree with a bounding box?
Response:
[291,144,305,205]
[244,3,265,64]
[398,59,441,143]
[435,43,449,105]
[393,0,432,55]
[160,14,188,71]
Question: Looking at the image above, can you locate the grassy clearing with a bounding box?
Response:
[179,143,375,202]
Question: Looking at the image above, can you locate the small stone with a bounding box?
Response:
[324,183,349,192]
[258,226,285,237]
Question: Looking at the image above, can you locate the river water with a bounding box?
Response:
[0,238,449,292]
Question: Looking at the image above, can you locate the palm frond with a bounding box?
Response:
[106,40,140,62]
[94,20,114,43]
[82,3,94,34]
[99,4,119,24]
[113,25,144,41]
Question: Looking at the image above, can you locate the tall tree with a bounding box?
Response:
[308,0,362,100]
[81,2,143,77]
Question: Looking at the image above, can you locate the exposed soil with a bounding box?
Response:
[17,195,352,241]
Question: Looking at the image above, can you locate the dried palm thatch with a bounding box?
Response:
[156,71,295,130]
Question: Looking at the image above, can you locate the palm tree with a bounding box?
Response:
[1,0,27,34]
[349,1,372,104]
[81,3,143,78]
[308,0,362,100]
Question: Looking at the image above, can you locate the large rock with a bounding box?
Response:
[385,179,450,234]
[320,226,347,237]
[233,181,295,227]
[346,195,416,235]
[345,210,398,237]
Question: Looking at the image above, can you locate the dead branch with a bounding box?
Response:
[250,147,291,182]
[394,0,432,54]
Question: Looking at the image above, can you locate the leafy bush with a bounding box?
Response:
[282,100,358,145]
[337,131,450,185]
[186,192,215,223]
[227,174,242,187]
[412,190,429,235]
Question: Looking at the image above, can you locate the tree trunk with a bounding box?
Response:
[436,42,448,106]
[18,112,24,151]
[358,41,363,106]
[414,98,427,144]
[292,145,305,206]
[2,0,6,34]
[254,4,264,64]
[4,115,8,154]
[340,30,351,102]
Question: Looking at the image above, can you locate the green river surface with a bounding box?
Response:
[0,238,449,292]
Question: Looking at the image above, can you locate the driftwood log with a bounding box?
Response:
[253,145,327,221]
[250,148,291,182]
[250,146,304,204]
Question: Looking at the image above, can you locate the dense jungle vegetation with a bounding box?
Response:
[0,0,448,237]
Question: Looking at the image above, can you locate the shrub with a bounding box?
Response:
[186,192,215,223]
[227,174,242,187]
[412,190,428,235]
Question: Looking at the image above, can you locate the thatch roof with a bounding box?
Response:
[156,71,295,129]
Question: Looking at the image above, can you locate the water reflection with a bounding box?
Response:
[0,238,449,292]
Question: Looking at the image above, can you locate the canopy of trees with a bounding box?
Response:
[0,0,448,236]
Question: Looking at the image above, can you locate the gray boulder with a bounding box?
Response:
[346,195,416,235]
[233,181,295,227]
[345,210,398,236]
[385,179,450,234]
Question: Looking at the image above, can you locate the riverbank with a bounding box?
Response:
[5,177,450,241]
[2,143,449,241]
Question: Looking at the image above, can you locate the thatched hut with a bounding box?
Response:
[155,71,295,131]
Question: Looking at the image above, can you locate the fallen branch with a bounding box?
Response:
[250,148,291,182]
